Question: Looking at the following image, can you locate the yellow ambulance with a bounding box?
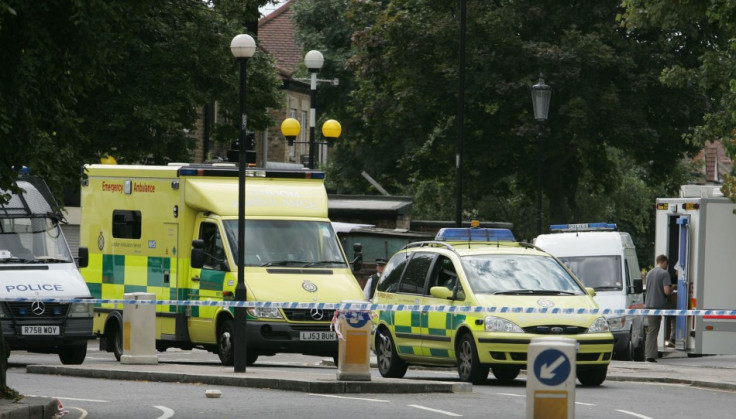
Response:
[371,227,614,386]
[80,164,364,365]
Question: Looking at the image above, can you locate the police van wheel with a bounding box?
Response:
[577,366,608,386]
[491,365,520,382]
[59,344,87,365]
[376,329,407,378]
[217,319,235,366]
[457,333,488,384]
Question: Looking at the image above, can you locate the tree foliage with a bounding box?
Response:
[0,0,281,201]
[293,0,702,242]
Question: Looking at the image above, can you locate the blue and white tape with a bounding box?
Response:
[2,297,736,317]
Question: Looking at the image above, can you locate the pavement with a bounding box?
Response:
[3,350,736,418]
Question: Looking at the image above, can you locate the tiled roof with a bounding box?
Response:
[259,1,302,77]
[692,139,733,183]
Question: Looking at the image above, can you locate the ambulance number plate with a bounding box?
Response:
[22,325,60,335]
[300,331,336,341]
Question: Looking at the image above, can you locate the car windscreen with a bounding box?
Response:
[555,255,623,291]
[223,220,347,268]
[461,254,586,295]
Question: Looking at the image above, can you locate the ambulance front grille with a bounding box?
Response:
[281,308,336,322]
[6,302,69,319]
[523,325,586,335]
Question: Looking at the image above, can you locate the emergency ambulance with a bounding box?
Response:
[80,164,365,365]
[534,223,645,361]
[371,227,614,386]
[0,172,94,364]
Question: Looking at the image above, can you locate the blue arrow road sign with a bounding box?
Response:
[533,348,571,386]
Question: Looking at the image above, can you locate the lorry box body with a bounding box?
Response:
[80,164,364,365]
[654,185,736,355]
[0,175,94,364]
[535,224,645,361]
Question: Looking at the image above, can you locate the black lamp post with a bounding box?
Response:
[531,74,551,235]
[456,0,466,228]
[230,33,256,373]
[304,50,324,169]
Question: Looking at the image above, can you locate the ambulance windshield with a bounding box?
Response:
[0,217,73,263]
[223,220,347,268]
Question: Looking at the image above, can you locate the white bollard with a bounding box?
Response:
[526,337,576,419]
[120,292,158,365]
[335,304,372,381]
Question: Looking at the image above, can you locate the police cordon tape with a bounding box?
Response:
[3,297,736,317]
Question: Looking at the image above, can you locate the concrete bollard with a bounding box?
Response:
[526,337,576,419]
[335,307,372,381]
[120,292,158,365]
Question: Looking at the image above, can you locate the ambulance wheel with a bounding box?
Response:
[491,365,520,382]
[376,328,407,378]
[577,366,607,387]
[59,344,87,365]
[109,322,123,361]
[217,319,235,366]
[457,333,488,384]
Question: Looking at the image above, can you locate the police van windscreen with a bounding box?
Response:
[555,256,623,291]
[223,220,347,268]
[0,217,73,263]
[461,254,586,295]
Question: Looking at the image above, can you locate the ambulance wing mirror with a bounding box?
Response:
[351,243,363,272]
[77,247,89,268]
[631,277,643,294]
[191,239,205,269]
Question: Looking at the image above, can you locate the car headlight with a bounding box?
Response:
[587,316,610,333]
[606,316,627,331]
[247,307,283,319]
[67,302,94,318]
[485,316,524,333]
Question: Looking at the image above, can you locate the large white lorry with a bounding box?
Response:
[0,172,94,364]
[654,185,736,355]
[535,223,645,361]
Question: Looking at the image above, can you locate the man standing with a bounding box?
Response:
[644,254,672,362]
[363,258,387,300]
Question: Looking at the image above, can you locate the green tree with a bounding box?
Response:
[295,0,702,242]
[0,0,281,201]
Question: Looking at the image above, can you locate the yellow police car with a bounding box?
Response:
[371,227,614,386]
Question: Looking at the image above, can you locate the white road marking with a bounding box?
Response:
[154,405,175,419]
[575,401,596,406]
[27,395,108,403]
[309,393,389,402]
[69,407,88,418]
[496,392,524,397]
[408,404,462,417]
[616,409,653,419]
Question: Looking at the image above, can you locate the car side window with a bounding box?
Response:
[377,255,408,293]
[428,255,458,295]
[398,252,433,294]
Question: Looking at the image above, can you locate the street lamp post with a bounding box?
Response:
[531,74,551,235]
[304,50,324,169]
[456,0,466,228]
[230,33,256,373]
[281,118,341,154]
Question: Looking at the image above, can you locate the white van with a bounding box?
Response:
[0,173,94,364]
[535,223,645,361]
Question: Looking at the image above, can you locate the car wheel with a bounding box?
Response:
[246,351,259,366]
[491,365,520,382]
[577,365,608,386]
[217,319,235,366]
[457,333,488,384]
[59,344,87,365]
[110,322,123,361]
[376,328,407,378]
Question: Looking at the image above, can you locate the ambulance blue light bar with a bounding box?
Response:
[435,228,516,242]
[549,223,617,232]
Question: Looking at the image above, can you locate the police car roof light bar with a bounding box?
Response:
[548,223,617,232]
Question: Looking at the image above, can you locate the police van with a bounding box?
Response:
[80,164,365,365]
[371,226,614,385]
[535,223,645,361]
[0,172,94,364]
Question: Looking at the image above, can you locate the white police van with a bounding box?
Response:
[534,223,645,361]
[0,172,94,364]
